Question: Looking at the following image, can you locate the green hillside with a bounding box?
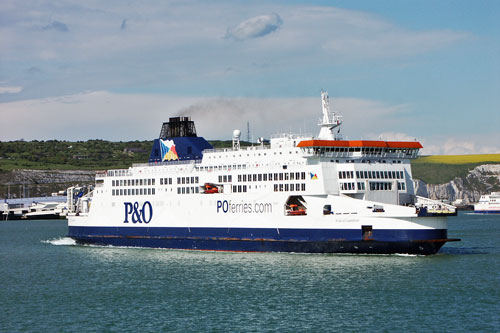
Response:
[2,140,499,185]
[411,154,500,184]
[0,139,251,172]
[0,140,152,171]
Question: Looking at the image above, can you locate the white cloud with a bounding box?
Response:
[0,86,23,94]
[225,13,282,41]
[312,6,469,59]
[0,1,469,95]
[378,132,417,142]
[0,91,425,142]
[0,91,197,141]
[421,137,500,155]
[1,91,499,156]
[0,1,484,151]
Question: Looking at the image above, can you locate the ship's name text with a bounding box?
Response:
[124,201,153,223]
[217,200,273,214]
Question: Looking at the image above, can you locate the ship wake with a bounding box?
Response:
[42,237,77,246]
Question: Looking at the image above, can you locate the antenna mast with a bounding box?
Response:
[318,90,342,140]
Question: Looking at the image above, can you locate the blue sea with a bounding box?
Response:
[1,212,499,332]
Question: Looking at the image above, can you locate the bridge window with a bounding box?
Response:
[369,182,393,191]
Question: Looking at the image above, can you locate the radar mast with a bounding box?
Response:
[318,91,342,140]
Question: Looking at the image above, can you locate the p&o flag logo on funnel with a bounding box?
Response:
[160,139,179,161]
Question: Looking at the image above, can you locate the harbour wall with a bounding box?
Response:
[0,169,95,198]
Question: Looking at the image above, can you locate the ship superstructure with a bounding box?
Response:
[474,192,500,214]
[67,92,458,254]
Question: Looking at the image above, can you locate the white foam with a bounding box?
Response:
[42,237,77,246]
[393,253,419,257]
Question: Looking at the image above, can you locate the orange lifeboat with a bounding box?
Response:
[287,204,306,216]
[203,183,219,194]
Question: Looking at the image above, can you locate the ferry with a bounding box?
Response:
[474,192,500,214]
[67,92,459,254]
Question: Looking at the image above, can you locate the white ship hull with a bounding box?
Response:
[68,193,452,254]
[67,92,458,254]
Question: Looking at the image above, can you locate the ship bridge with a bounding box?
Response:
[297,140,422,159]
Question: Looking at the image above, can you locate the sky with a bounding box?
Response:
[1,0,499,155]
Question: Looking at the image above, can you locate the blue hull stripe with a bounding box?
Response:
[474,210,500,214]
[68,226,449,254]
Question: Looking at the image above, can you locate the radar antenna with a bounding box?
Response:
[318,91,342,140]
[232,130,241,151]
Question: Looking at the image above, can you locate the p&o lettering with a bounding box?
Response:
[124,201,153,223]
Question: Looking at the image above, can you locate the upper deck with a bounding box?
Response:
[297,139,422,159]
[97,91,422,183]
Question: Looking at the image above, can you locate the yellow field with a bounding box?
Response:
[415,154,500,164]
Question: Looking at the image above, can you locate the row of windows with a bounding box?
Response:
[196,164,247,172]
[357,170,404,180]
[340,181,406,191]
[194,158,403,174]
[369,182,393,191]
[317,147,416,154]
[160,178,173,185]
[107,170,128,177]
[233,185,248,193]
[339,171,355,179]
[238,172,307,183]
[338,170,404,180]
[177,176,199,185]
[338,159,403,164]
[177,187,200,194]
[112,178,155,187]
[206,150,299,160]
[218,175,233,183]
[340,182,356,191]
[369,181,406,191]
[113,177,201,187]
[112,188,156,196]
[274,183,306,192]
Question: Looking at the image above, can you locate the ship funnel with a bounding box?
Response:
[159,116,197,138]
